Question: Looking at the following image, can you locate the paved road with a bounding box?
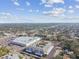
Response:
[46,42,59,59]
[46,46,56,59]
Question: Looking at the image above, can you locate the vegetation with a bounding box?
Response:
[0,46,9,57]
[19,55,23,59]
[60,39,79,59]
[54,55,63,59]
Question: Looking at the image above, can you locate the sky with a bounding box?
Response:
[0,0,79,23]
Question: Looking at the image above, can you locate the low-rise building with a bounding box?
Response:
[10,36,42,47]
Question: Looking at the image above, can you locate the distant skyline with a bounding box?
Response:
[0,0,79,23]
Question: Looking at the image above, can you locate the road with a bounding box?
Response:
[46,42,59,59]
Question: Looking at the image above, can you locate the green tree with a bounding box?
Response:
[0,47,10,57]
[54,55,63,59]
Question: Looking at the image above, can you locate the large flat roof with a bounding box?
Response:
[11,37,41,46]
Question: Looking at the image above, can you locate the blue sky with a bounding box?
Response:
[0,0,79,23]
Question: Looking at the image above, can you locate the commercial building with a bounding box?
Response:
[22,47,44,57]
[10,36,42,47]
[22,41,54,58]
[10,36,54,58]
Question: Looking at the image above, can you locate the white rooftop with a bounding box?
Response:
[12,36,41,46]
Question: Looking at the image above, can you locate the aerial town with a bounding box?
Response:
[0,23,79,59]
[0,0,79,59]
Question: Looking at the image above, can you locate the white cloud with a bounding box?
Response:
[14,2,20,6]
[0,13,79,23]
[69,6,73,9]
[43,8,65,16]
[68,10,74,13]
[36,10,39,12]
[29,9,39,13]
[41,0,64,8]
[41,0,64,4]
[75,5,79,8]
[29,9,33,13]
[26,1,30,6]
[0,12,13,20]
[41,0,46,3]
[0,12,12,16]
[44,4,52,7]
[11,0,20,6]
[52,8,65,16]
[43,11,52,14]
[0,14,32,23]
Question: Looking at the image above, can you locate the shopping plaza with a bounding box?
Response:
[10,36,54,58]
